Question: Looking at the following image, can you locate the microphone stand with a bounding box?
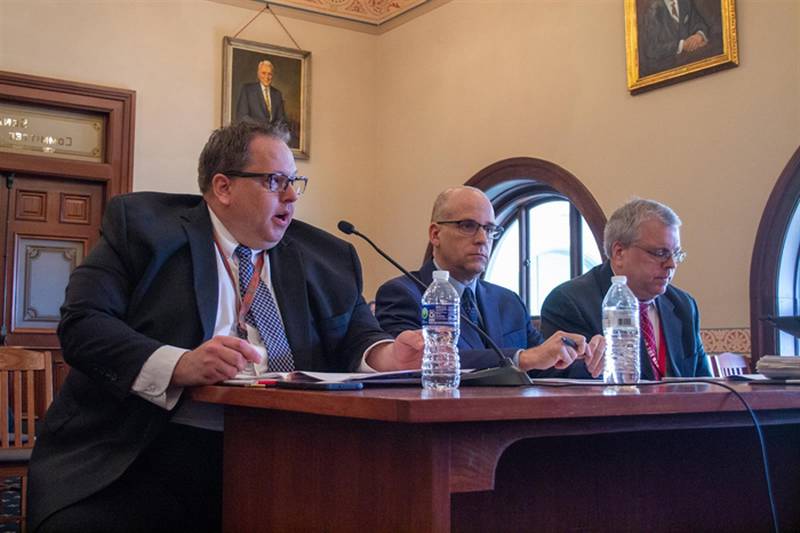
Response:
[338,220,532,386]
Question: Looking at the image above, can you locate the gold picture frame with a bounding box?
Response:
[222,37,311,159]
[625,0,738,94]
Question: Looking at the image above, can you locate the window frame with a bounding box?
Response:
[424,157,606,315]
[750,145,800,360]
[492,190,591,314]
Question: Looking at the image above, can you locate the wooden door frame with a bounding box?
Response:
[0,70,135,199]
[0,71,135,358]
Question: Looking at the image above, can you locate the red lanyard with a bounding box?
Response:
[213,236,264,337]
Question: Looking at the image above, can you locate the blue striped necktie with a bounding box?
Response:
[234,245,294,372]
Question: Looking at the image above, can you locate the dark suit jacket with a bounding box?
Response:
[375,260,544,370]
[641,0,710,76]
[235,82,286,125]
[28,192,389,530]
[540,261,711,379]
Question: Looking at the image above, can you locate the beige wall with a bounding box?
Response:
[2,0,798,330]
[0,0,379,263]
[372,0,800,329]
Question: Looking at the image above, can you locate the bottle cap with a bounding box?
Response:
[432,270,450,281]
[611,275,627,284]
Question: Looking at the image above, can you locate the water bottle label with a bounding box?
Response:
[603,310,637,329]
[422,303,458,326]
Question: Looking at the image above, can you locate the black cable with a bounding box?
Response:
[530,378,779,533]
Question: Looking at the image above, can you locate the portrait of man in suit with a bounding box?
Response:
[224,38,309,156]
[637,0,724,77]
[235,60,286,127]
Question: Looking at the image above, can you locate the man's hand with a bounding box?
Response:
[518,331,586,371]
[683,32,708,53]
[583,334,606,378]
[171,336,263,387]
[366,330,424,371]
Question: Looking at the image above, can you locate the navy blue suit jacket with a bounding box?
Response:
[28,192,389,530]
[235,82,286,125]
[375,260,544,370]
[540,261,711,379]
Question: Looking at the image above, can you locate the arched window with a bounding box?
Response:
[751,145,800,359]
[467,158,606,316]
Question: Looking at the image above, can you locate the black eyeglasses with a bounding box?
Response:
[436,219,504,240]
[222,171,308,196]
[631,244,687,264]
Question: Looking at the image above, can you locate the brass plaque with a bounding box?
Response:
[0,102,104,162]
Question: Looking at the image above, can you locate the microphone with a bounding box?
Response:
[338,219,532,386]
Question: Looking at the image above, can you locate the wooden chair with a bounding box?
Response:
[710,352,750,377]
[0,348,54,532]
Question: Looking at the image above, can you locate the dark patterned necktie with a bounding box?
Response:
[462,287,481,327]
[234,245,294,372]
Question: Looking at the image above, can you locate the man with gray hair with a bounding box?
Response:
[235,59,286,126]
[541,198,711,379]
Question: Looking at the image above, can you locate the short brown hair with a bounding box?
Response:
[197,120,290,193]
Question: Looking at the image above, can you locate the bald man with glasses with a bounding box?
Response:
[541,198,711,379]
[375,186,605,375]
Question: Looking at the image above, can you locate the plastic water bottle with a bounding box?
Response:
[602,275,640,384]
[421,270,461,390]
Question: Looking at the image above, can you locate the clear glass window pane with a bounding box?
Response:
[485,218,519,295]
[581,218,602,274]
[528,201,570,315]
[777,202,800,355]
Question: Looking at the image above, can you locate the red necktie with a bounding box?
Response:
[639,302,662,379]
[670,0,678,18]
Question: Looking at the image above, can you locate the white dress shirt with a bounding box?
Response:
[131,206,387,430]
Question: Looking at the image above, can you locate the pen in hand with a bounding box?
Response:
[560,336,578,350]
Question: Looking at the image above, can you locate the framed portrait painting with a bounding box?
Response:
[625,0,738,94]
[222,37,311,159]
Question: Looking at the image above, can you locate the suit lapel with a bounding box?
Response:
[656,294,683,376]
[182,202,218,342]
[268,236,312,370]
[470,281,498,349]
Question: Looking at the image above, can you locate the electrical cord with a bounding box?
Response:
[530,377,780,533]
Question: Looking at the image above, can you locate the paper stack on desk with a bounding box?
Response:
[756,355,800,379]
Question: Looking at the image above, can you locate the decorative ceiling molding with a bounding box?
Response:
[210,0,450,32]
[269,0,428,25]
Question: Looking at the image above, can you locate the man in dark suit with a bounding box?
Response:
[235,59,286,125]
[27,121,422,532]
[541,198,711,379]
[375,186,604,375]
[640,0,711,76]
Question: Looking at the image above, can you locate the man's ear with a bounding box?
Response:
[610,241,626,267]
[210,174,233,206]
[429,222,441,247]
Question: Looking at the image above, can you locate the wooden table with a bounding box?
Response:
[191,381,800,532]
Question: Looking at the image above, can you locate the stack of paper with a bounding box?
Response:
[756,355,800,379]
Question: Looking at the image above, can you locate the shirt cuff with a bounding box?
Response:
[513,349,523,368]
[357,339,395,372]
[131,345,186,410]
